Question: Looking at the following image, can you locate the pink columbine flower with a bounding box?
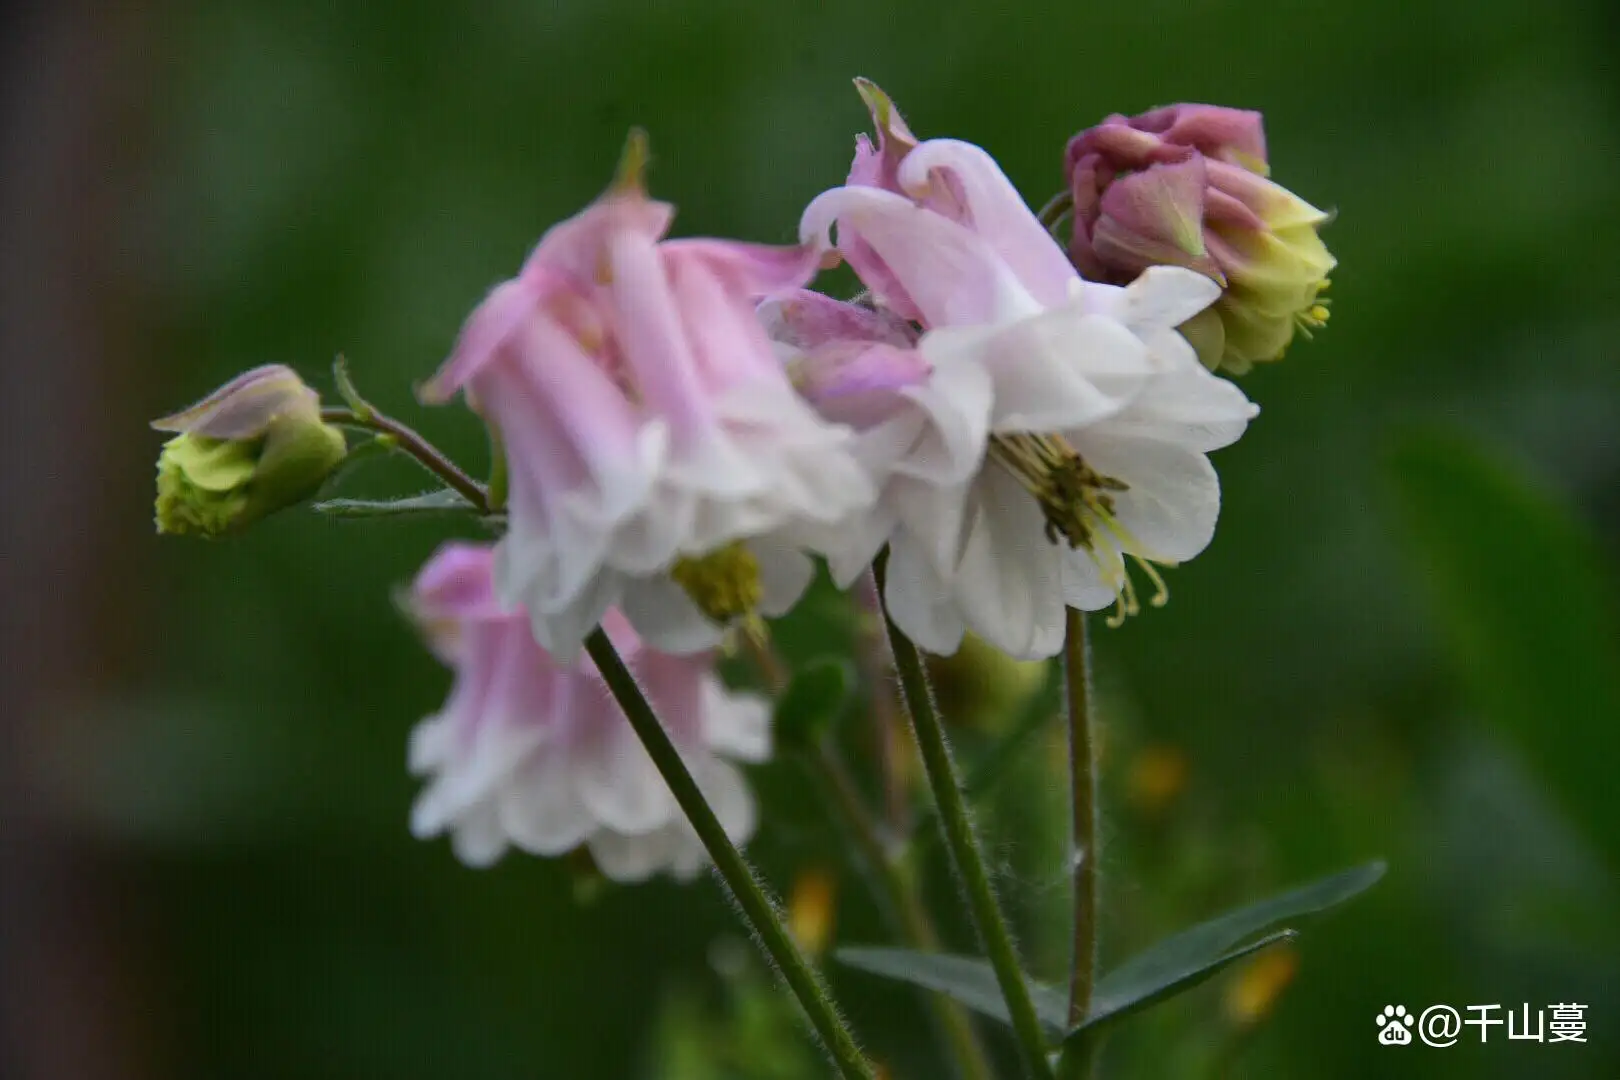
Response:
[776,87,1257,659]
[1065,105,1336,373]
[406,542,769,882]
[422,138,875,660]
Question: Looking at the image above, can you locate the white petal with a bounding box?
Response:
[700,677,772,762]
[619,575,726,656]
[500,751,596,856]
[506,554,624,665]
[883,533,968,656]
[951,468,1066,660]
[1075,266,1220,334]
[407,714,455,775]
[794,500,896,588]
[1062,546,1124,611]
[969,312,1150,433]
[667,837,711,881]
[891,476,973,582]
[751,540,815,618]
[892,355,993,485]
[1102,365,1258,453]
[1069,434,1222,563]
[448,802,508,868]
[577,719,679,836]
[587,828,676,883]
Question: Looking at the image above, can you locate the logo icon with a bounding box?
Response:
[1377,1005,1415,1045]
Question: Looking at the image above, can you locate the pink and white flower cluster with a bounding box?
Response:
[407,83,1276,878]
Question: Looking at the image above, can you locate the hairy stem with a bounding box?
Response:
[809,746,996,1080]
[875,557,1056,1080]
[1057,606,1101,1080]
[583,629,876,1080]
[1064,607,1099,1027]
[321,406,489,512]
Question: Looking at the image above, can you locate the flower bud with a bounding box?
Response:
[151,364,347,537]
[1065,105,1335,373]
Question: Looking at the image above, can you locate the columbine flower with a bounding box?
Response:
[1065,104,1337,373]
[422,136,875,661]
[150,364,347,537]
[406,542,769,882]
[783,116,1257,659]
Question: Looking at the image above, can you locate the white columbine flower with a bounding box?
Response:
[778,130,1258,659]
[406,542,769,882]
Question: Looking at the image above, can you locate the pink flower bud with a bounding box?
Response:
[1065,105,1335,373]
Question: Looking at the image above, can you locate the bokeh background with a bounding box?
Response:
[3,1,1618,1077]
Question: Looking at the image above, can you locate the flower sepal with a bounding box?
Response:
[152,365,347,538]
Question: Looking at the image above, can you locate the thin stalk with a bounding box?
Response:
[583,629,876,1080]
[874,558,1057,1080]
[321,406,489,512]
[1064,607,1098,1029]
[1037,189,1074,231]
[808,746,996,1080]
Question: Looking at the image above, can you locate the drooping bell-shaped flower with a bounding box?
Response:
[406,542,769,882]
[151,364,347,538]
[422,135,875,661]
[1065,105,1336,373]
[785,112,1257,659]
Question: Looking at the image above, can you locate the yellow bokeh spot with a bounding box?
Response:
[1224,945,1300,1026]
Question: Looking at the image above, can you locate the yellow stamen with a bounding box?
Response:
[988,432,1180,627]
[988,433,1126,550]
[671,542,764,626]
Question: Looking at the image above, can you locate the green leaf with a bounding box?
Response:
[1070,861,1385,1040]
[1079,929,1296,1034]
[773,657,856,750]
[313,488,501,524]
[834,947,1069,1037]
[1389,429,1620,869]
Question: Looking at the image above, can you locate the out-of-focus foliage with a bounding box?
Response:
[50,0,1620,1076]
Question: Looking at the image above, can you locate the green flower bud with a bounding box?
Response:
[151,365,347,537]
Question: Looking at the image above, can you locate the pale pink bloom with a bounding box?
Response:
[423,173,875,660]
[786,132,1257,659]
[406,543,769,882]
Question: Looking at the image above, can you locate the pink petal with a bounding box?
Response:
[898,140,1078,309]
[802,185,1037,329]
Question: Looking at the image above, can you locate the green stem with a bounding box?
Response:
[1055,607,1100,1080]
[874,557,1057,1080]
[321,406,490,513]
[1064,608,1098,1028]
[1037,189,1074,232]
[583,629,876,1080]
[808,746,996,1080]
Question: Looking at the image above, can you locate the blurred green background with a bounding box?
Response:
[4,0,1618,1077]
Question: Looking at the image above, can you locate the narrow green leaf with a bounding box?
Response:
[1389,430,1620,868]
[835,947,1069,1036]
[1079,929,1296,1035]
[313,488,501,524]
[774,657,856,750]
[1070,861,1385,1040]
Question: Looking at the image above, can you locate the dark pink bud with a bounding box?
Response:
[1063,104,1334,373]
